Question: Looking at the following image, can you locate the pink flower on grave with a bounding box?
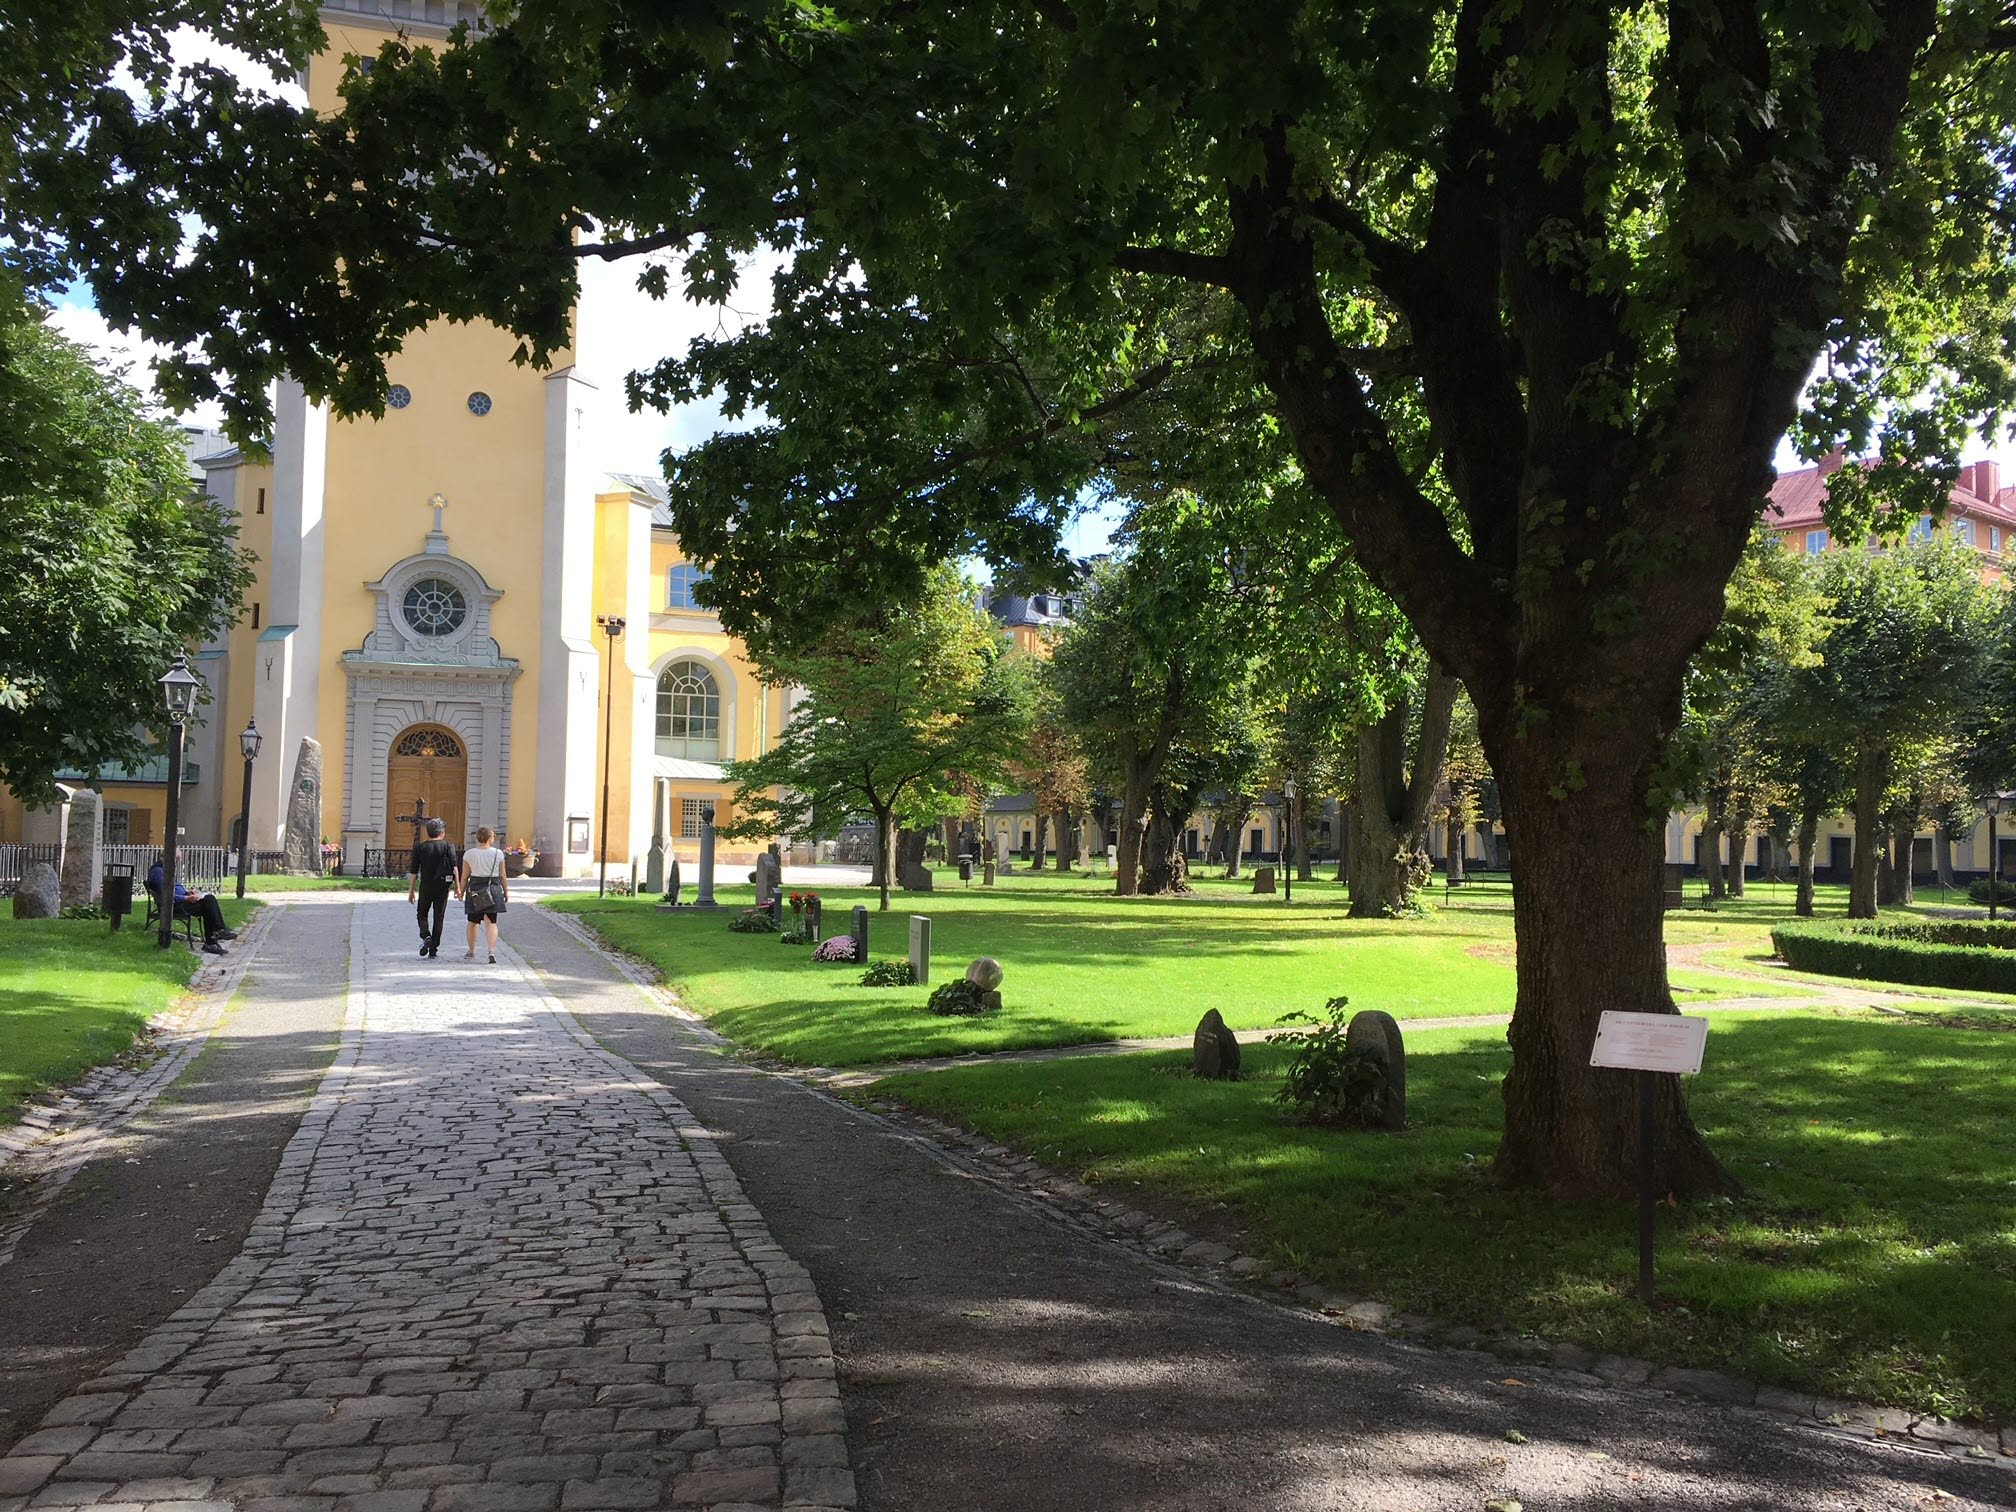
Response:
[812,937,857,963]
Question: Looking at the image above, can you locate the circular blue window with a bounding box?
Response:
[466,391,493,417]
[386,384,412,409]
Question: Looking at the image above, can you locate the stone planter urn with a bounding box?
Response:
[506,851,535,878]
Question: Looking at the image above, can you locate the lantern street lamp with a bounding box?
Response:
[234,718,262,899]
[1984,792,2015,922]
[1281,778,1296,903]
[596,615,626,898]
[157,655,200,948]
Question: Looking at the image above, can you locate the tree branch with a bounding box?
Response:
[1114,245,1241,288]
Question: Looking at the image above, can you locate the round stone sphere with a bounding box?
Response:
[965,956,1005,991]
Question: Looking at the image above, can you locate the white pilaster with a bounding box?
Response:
[252,381,329,850]
[535,367,601,871]
[624,493,655,863]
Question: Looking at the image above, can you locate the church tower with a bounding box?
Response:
[197,0,611,873]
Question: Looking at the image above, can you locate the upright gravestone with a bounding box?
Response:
[60,789,104,910]
[805,895,823,942]
[1190,1009,1241,1080]
[1343,1009,1407,1131]
[645,783,669,894]
[850,904,869,962]
[12,860,59,920]
[657,855,684,912]
[907,915,932,986]
[753,851,778,907]
[695,807,719,907]
[281,737,323,874]
[982,859,997,887]
[1251,865,1278,895]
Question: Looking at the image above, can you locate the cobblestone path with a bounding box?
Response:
[0,904,852,1512]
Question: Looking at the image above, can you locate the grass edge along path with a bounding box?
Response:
[0,902,258,1123]
[871,1013,2016,1426]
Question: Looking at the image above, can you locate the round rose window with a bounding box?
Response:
[402,577,468,637]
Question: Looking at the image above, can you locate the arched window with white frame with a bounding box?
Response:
[656,659,721,760]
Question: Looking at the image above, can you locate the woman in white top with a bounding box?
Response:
[459,826,509,963]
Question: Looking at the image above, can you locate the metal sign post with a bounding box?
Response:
[1590,1011,1710,1304]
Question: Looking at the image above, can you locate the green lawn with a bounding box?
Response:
[876,1012,2016,1421]
[0,902,258,1121]
[550,870,1858,1066]
[246,874,408,892]
[553,879,1532,1065]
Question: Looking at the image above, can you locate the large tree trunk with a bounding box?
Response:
[1795,801,1821,918]
[1349,673,1458,917]
[1726,820,1747,899]
[1446,815,1466,884]
[1034,812,1049,870]
[1849,746,1884,919]
[1700,788,1727,901]
[1055,810,1075,871]
[1888,818,1915,906]
[1491,742,1738,1198]
[1293,786,1313,880]
[1934,823,1956,889]
[871,805,895,912]
[1139,786,1193,895]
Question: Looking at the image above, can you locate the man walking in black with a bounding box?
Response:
[407,818,461,958]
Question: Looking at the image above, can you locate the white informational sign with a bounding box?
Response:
[1588,1012,1709,1075]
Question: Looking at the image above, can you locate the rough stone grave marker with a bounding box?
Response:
[1190,1009,1241,1080]
[60,789,103,909]
[908,915,932,985]
[12,860,59,919]
[1251,865,1278,894]
[1343,1009,1407,1130]
[281,737,323,873]
[850,904,869,962]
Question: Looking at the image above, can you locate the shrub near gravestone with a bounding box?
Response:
[729,907,780,934]
[858,960,916,987]
[927,979,993,1016]
[1270,997,1403,1130]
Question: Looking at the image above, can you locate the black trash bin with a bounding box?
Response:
[103,865,135,931]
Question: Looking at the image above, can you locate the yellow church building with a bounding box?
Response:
[0,0,779,877]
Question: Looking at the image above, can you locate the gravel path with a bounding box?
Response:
[507,902,2015,1511]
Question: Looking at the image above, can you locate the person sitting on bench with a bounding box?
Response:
[145,861,235,954]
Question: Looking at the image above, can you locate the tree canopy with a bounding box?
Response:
[0,308,253,798]
[28,0,2016,1196]
[721,565,1032,910]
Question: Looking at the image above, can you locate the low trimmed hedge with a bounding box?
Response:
[1771,918,2016,994]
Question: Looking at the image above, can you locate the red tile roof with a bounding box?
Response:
[1766,457,2016,532]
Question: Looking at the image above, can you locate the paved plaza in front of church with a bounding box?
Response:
[1,895,2010,1511]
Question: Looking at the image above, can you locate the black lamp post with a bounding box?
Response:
[233,718,262,899]
[1986,792,2013,922]
[1281,778,1295,903]
[157,654,200,948]
[596,614,626,898]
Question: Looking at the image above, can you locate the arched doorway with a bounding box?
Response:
[385,725,468,849]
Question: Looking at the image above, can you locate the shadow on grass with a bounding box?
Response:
[875,1013,2016,1421]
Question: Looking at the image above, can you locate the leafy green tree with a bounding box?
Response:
[1663,530,1825,900]
[42,0,2016,1195]
[0,309,252,797]
[1049,501,1249,895]
[1775,538,1992,918]
[720,568,1032,911]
